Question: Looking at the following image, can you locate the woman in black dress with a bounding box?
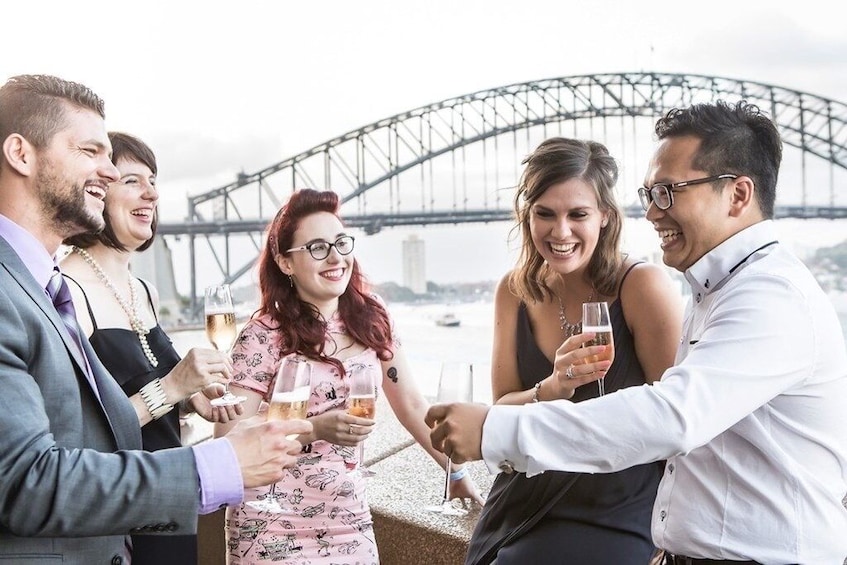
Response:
[467,138,683,564]
[61,132,240,565]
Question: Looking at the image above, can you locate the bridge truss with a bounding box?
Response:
[158,72,847,308]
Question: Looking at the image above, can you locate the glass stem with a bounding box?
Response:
[442,458,452,504]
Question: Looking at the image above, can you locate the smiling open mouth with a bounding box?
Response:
[658,229,681,244]
[550,242,577,255]
[84,185,106,200]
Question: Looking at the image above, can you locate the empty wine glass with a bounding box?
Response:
[581,301,615,396]
[347,363,379,478]
[205,284,246,406]
[426,362,474,516]
[246,357,312,513]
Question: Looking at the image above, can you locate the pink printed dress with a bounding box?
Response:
[225,313,382,564]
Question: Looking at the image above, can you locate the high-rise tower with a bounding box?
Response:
[402,234,427,294]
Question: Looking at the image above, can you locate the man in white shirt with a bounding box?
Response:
[427,100,847,565]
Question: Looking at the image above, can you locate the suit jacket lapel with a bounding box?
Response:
[21,268,99,391]
[81,337,142,449]
[1,241,141,450]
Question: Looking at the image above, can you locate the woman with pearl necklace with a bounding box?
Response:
[60,131,240,565]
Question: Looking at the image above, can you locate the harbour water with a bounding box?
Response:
[170,300,496,404]
[170,297,847,405]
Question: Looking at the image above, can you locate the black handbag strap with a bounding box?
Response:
[467,472,581,565]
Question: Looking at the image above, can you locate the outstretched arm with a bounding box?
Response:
[381,345,484,504]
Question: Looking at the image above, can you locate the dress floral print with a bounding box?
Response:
[225,313,383,564]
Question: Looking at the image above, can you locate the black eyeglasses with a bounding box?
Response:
[286,235,355,260]
[638,174,738,211]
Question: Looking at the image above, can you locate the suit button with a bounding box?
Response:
[111,556,123,564]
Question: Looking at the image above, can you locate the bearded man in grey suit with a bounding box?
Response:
[0,74,312,564]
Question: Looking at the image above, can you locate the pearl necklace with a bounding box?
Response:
[73,246,159,367]
[557,289,594,339]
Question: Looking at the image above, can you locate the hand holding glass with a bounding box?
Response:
[347,364,379,478]
[580,301,615,396]
[205,284,246,406]
[246,357,312,513]
[426,362,474,516]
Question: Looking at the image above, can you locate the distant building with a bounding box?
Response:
[402,234,427,294]
[131,238,181,325]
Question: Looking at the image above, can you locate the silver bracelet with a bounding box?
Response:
[531,381,542,403]
[139,378,174,420]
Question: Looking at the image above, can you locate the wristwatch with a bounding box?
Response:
[139,378,174,420]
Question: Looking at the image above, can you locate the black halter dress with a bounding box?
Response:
[66,275,195,565]
[466,264,664,565]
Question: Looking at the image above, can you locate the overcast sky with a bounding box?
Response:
[4,0,846,286]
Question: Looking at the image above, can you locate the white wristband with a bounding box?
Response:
[450,467,469,481]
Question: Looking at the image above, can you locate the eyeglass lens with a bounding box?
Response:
[309,236,354,259]
[639,186,671,211]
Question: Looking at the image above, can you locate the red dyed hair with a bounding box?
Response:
[256,189,394,374]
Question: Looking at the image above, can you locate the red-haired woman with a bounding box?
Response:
[215,189,482,564]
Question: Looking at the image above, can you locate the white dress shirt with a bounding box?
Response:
[482,220,847,564]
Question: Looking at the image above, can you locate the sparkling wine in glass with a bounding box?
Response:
[205,284,245,406]
[426,362,474,516]
[347,364,379,478]
[246,357,312,513]
[581,301,615,397]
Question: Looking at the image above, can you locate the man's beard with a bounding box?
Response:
[35,159,104,239]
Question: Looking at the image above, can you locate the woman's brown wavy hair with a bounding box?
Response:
[510,137,623,303]
[255,189,394,375]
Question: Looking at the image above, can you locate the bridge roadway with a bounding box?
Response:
[159,205,847,237]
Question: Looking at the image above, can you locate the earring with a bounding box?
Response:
[601,219,608,228]
[288,275,294,287]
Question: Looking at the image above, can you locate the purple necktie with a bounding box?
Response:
[46,268,99,398]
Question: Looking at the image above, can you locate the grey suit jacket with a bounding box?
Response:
[0,238,201,564]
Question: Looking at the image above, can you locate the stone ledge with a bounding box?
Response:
[368,442,492,565]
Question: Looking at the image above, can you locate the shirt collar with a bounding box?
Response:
[0,213,58,290]
[684,220,779,302]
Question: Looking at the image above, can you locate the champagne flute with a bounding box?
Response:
[205,284,246,406]
[347,364,379,478]
[581,301,615,396]
[426,362,474,516]
[246,357,312,513]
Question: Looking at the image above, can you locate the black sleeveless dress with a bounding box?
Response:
[466,264,663,565]
[67,275,197,565]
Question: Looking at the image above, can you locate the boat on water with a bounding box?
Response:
[435,312,461,327]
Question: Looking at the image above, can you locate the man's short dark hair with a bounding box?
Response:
[654,100,782,218]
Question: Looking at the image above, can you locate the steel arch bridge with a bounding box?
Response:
[159,71,847,307]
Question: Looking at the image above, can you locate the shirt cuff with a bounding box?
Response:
[192,438,244,514]
[481,404,529,475]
